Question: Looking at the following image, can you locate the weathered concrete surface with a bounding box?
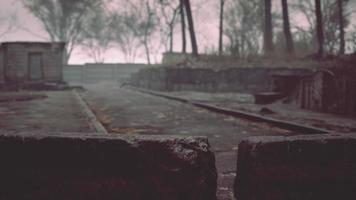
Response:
[73,90,108,133]
[162,91,356,133]
[81,83,294,199]
[0,132,217,200]
[131,87,329,134]
[0,92,47,102]
[0,91,95,133]
[234,133,356,200]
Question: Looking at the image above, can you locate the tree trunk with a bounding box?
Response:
[169,24,174,52]
[183,0,198,57]
[264,0,274,55]
[144,2,151,65]
[179,0,186,53]
[144,40,151,65]
[337,0,345,55]
[281,0,294,55]
[315,0,324,58]
[218,0,225,56]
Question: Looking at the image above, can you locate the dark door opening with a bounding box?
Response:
[28,53,43,80]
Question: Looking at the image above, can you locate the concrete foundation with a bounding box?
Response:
[130,67,311,94]
[234,133,356,200]
[0,132,217,200]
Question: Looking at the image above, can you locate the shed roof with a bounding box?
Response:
[0,41,66,48]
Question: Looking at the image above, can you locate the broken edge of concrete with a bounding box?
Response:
[0,132,217,200]
[72,90,108,134]
[234,133,356,200]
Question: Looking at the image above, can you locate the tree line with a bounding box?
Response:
[224,0,353,59]
[20,0,355,63]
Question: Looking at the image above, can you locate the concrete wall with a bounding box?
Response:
[2,42,64,83]
[0,132,217,200]
[5,43,27,82]
[130,67,312,93]
[161,52,238,65]
[290,70,356,116]
[234,133,356,200]
[64,63,148,85]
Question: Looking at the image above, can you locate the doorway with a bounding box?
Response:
[28,53,43,80]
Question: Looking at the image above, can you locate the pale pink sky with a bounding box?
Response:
[0,0,355,64]
[0,0,220,64]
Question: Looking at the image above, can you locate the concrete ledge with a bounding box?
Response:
[254,92,285,104]
[0,132,217,200]
[130,87,330,134]
[234,133,356,200]
[72,90,108,134]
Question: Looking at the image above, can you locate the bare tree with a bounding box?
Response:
[348,25,356,52]
[111,0,158,64]
[81,7,111,63]
[183,0,198,57]
[109,13,140,63]
[218,0,225,56]
[0,12,17,40]
[179,0,187,53]
[141,1,155,64]
[264,0,274,55]
[281,0,294,55]
[315,0,324,58]
[224,0,263,57]
[22,0,103,64]
[291,0,351,55]
[158,0,180,52]
[337,0,345,55]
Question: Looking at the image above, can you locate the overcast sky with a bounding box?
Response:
[0,0,355,64]
[0,0,221,64]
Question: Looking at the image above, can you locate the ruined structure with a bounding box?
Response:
[234,134,356,200]
[130,67,311,93]
[0,42,65,87]
[0,132,217,200]
[290,69,356,117]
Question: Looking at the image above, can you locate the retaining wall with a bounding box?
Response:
[130,67,311,93]
[290,69,356,117]
[0,132,217,200]
[234,133,356,200]
[64,63,148,85]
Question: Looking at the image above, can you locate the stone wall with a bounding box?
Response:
[161,52,239,65]
[64,63,148,85]
[1,42,64,83]
[290,69,356,116]
[234,133,356,200]
[0,132,217,200]
[130,67,311,93]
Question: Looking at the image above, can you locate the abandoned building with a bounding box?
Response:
[0,42,65,86]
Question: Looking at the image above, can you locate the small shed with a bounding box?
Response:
[0,42,65,85]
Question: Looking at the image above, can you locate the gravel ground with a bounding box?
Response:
[80,82,295,200]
